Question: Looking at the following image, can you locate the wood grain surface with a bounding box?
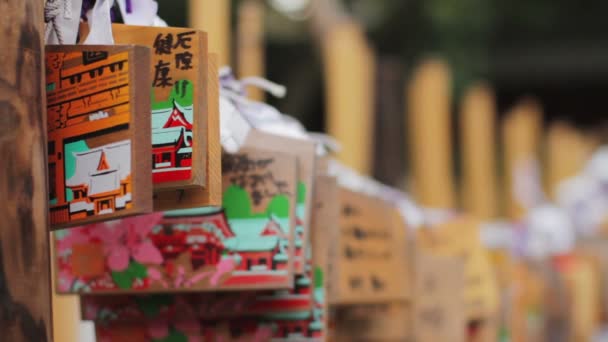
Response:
[0,0,52,340]
[406,58,456,209]
[153,53,222,210]
[112,24,209,191]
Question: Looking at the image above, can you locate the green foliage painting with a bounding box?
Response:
[62,139,89,203]
[266,195,290,218]
[151,79,193,110]
[314,266,323,289]
[297,181,306,204]
[111,261,147,289]
[223,185,251,219]
[223,185,290,219]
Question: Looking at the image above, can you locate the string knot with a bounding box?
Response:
[44,0,62,23]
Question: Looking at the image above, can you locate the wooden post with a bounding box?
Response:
[189,0,231,67]
[406,58,455,208]
[51,241,80,342]
[501,99,542,342]
[237,0,265,101]
[546,121,594,199]
[0,0,52,340]
[460,83,501,342]
[502,98,542,220]
[322,22,375,175]
[460,83,498,219]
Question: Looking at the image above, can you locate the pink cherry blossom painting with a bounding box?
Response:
[54,187,294,293]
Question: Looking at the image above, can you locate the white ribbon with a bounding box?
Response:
[479,221,515,250]
[512,158,545,210]
[307,132,341,156]
[556,145,608,237]
[83,0,115,45]
[490,146,608,257]
[507,156,575,258]
[218,94,253,153]
[218,67,311,152]
[584,146,608,183]
[524,204,575,259]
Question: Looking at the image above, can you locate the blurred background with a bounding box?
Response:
[161,0,608,209]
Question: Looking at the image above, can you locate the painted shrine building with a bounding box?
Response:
[66,140,132,219]
[151,101,193,181]
[153,211,234,270]
[230,236,283,271]
[187,228,225,269]
[228,217,289,272]
[153,210,289,273]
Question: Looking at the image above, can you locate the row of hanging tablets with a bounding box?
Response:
[45,1,608,341]
[47,1,365,340]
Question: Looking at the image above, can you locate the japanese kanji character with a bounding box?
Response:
[175,51,193,70]
[153,60,173,87]
[173,31,195,49]
[153,33,174,55]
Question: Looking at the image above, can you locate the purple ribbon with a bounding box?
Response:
[126,0,132,13]
[81,0,94,20]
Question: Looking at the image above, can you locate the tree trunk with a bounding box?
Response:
[0,0,52,340]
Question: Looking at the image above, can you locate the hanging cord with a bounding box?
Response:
[219,67,292,128]
[45,0,64,44]
[307,132,341,154]
[219,68,343,154]
[219,67,287,104]
[218,67,343,157]
[240,76,287,98]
